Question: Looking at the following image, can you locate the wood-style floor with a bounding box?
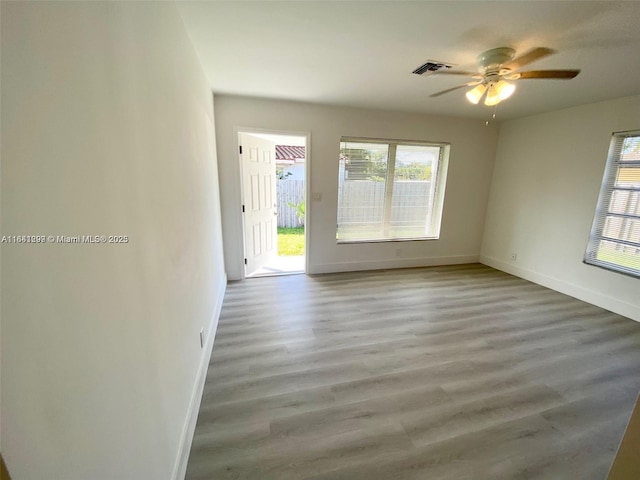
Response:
[185,264,640,480]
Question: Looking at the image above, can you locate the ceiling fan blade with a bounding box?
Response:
[507,47,556,70]
[429,83,475,98]
[517,69,580,79]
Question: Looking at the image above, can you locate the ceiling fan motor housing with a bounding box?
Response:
[478,47,516,74]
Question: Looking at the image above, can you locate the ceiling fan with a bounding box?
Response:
[413,47,580,106]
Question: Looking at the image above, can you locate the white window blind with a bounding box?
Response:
[584,130,640,278]
[337,137,449,243]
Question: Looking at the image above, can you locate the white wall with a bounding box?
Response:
[481,95,640,321]
[214,95,499,280]
[1,2,225,479]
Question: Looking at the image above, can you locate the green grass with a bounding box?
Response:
[278,227,305,256]
[597,247,640,271]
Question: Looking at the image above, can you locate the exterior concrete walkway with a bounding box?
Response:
[248,255,304,277]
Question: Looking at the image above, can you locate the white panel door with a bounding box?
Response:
[240,133,277,276]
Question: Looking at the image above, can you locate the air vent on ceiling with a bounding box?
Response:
[412,60,456,76]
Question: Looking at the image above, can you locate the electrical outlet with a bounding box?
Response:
[199,328,204,348]
[510,252,518,262]
[312,192,322,201]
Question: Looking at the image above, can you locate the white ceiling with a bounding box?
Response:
[177,1,640,121]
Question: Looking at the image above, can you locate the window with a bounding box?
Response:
[584,130,640,278]
[337,137,449,243]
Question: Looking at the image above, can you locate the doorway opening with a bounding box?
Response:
[239,131,307,278]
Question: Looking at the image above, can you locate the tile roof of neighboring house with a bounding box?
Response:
[621,151,640,161]
[276,145,305,161]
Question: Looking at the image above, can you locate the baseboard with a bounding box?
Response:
[308,255,479,275]
[480,255,640,322]
[171,274,227,480]
[1,452,12,480]
[608,393,640,479]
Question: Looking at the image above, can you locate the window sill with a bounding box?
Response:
[337,236,439,244]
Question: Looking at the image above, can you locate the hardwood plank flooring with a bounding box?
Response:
[185,264,640,480]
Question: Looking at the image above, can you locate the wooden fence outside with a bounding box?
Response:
[277,179,433,229]
[277,179,305,228]
[337,180,433,227]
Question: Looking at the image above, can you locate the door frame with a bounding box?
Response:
[236,127,311,278]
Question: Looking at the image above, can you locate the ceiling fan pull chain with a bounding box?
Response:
[485,104,499,126]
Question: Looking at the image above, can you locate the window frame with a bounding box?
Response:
[336,136,450,244]
[584,130,640,279]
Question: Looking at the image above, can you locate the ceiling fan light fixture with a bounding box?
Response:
[483,80,515,106]
[484,83,501,106]
[465,83,487,104]
[496,80,516,100]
